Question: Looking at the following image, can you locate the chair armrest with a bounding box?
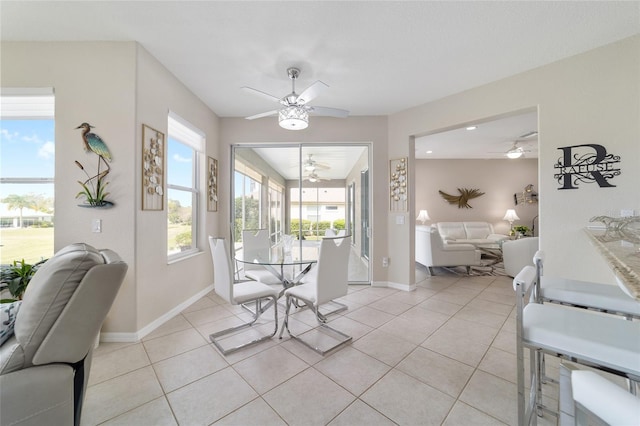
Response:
[0,364,74,426]
[441,243,477,252]
[487,233,509,241]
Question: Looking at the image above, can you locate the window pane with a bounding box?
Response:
[167,137,193,188]
[0,119,54,263]
[1,120,55,178]
[233,170,261,243]
[166,114,201,260]
[167,188,193,254]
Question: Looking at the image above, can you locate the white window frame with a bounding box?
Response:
[167,112,204,262]
[0,88,55,262]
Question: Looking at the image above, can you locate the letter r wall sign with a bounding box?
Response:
[554,144,621,190]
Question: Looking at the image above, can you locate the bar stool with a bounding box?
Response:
[513,266,640,425]
[534,251,640,319]
[571,370,640,425]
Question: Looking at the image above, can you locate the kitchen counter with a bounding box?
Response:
[584,226,640,301]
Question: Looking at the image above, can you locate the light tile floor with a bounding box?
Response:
[82,267,561,425]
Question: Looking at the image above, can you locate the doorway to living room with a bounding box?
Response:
[412,109,540,276]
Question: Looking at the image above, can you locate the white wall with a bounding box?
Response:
[390,35,640,285]
[415,159,539,236]
[1,42,220,335]
[134,46,220,333]
[2,41,139,332]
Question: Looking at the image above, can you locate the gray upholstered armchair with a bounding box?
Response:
[0,243,127,426]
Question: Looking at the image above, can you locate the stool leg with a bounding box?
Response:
[536,351,544,417]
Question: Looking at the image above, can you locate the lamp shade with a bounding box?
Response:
[417,209,431,224]
[503,209,520,222]
[278,106,308,130]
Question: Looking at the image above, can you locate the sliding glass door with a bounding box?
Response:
[232,144,371,284]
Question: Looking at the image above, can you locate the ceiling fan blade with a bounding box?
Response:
[308,106,349,118]
[241,86,282,103]
[245,110,278,120]
[297,81,328,105]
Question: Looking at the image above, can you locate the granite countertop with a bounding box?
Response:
[584,227,640,301]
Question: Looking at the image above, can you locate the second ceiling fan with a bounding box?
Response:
[243,67,349,130]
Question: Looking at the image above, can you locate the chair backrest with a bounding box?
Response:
[242,229,271,271]
[209,237,233,304]
[315,236,351,305]
[2,243,127,374]
[324,229,336,238]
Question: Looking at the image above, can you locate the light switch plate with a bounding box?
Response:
[396,215,405,225]
[92,219,102,233]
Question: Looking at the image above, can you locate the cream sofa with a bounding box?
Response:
[436,222,509,245]
[415,225,481,274]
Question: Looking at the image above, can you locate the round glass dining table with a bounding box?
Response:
[234,249,317,288]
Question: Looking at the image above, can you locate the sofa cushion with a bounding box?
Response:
[436,222,467,241]
[463,222,493,239]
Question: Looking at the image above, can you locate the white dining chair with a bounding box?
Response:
[513,266,640,425]
[241,229,282,285]
[208,237,279,355]
[278,235,352,355]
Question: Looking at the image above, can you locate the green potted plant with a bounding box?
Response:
[511,225,531,238]
[0,259,46,302]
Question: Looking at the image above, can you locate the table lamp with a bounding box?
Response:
[417,209,431,224]
[503,209,520,230]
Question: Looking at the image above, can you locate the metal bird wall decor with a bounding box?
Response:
[439,188,485,209]
[75,122,113,207]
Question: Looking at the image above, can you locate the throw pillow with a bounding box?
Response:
[0,301,22,345]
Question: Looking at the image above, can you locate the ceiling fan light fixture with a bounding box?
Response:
[507,148,523,159]
[278,106,308,130]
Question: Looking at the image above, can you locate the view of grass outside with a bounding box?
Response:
[167,223,191,254]
[1,228,54,264]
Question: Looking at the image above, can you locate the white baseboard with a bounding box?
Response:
[372,280,415,291]
[387,281,416,292]
[100,284,214,343]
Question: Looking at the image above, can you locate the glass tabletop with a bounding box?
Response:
[235,245,317,267]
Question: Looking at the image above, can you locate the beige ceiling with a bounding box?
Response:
[2,1,638,158]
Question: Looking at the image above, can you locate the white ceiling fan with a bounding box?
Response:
[303,154,330,171]
[490,131,538,159]
[504,141,531,159]
[304,171,331,183]
[242,67,349,130]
